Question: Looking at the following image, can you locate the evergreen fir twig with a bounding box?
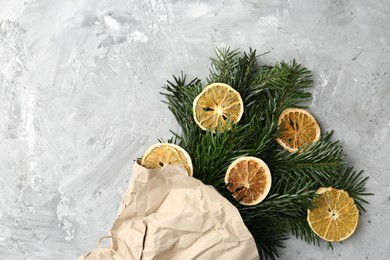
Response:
[160,47,371,259]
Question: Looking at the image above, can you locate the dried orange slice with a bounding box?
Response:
[140,143,193,176]
[276,108,321,152]
[193,83,244,132]
[307,187,359,242]
[225,157,272,206]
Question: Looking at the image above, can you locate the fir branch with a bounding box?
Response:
[331,167,373,212]
[207,47,240,83]
[290,218,321,246]
[238,177,315,221]
[247,218,289,260]
[269,132,345,187]
[161,73,202,131]
[269,131,371,212]
[260,60,313,114]
[229,48,259,101]
[160,47,372,259]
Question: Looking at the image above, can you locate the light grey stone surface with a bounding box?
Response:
[0,0,389,259]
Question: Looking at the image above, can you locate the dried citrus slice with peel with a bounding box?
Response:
[193,83,244,132]
[225,157,272,206]
[276,108,321,152]
[307,187,359,242]
[141,143,193,176]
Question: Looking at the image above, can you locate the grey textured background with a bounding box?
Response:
[0,0,389,259]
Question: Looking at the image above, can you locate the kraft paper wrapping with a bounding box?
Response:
[79,162,259,260]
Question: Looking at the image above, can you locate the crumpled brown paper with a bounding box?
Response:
[79,162,259,260]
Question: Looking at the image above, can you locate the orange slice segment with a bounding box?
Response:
[307,187,359,242]
[225,157,272,206]
[193,83,244,132]
[276,108,321,152]
[140,143,193,176]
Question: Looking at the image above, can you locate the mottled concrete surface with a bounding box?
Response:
[0,0,389,259]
